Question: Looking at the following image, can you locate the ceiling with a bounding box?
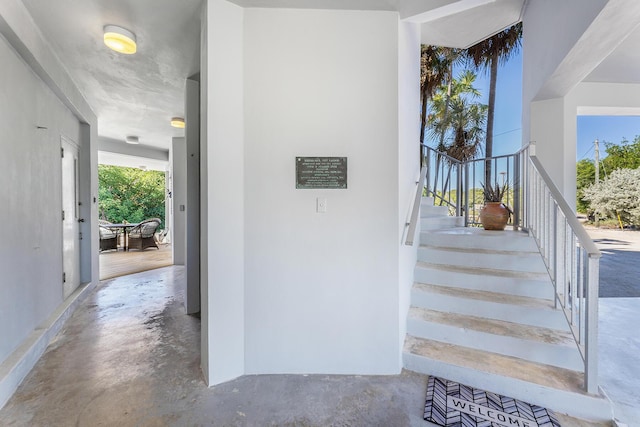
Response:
[21,0,202,151]
[585,26,640,84]
[98,151,168,172]
[17,0,640,156]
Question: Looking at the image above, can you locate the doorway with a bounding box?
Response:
[61,136,80,299]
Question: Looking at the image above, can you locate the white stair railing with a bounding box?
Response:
[404,141,601,394]
[525,143,601,394]
[404,165,427,246]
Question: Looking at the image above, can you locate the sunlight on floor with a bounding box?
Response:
[99,244,173,280]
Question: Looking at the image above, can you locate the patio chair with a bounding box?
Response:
[128,218,161,251]
[99,220,119,252]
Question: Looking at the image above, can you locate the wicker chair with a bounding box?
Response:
[128,218,161,251]
[99,220,119,252]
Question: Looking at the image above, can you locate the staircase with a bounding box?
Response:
[403,197,612,421]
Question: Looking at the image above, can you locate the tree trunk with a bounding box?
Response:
[484,50,498,186]
[420,80,429,167]
[438,65,453,152]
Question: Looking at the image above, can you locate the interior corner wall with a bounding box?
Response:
[202,0,245,385]
[199,0,209,383]
[185,79,201,315]
[80,122,99,285]
[397,20,420,359]
[243,8,401,375]
[0,31,81,365]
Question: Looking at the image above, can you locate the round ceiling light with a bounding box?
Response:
[104,25,137,54]
[125,135,139,144]
[171,117,185,129]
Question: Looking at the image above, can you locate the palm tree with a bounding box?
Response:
[466,22,522,183]
[420,46,463,165]
[428,70,486,161]
[427,70,487,206]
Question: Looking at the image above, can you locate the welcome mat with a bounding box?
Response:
[424,376,561,427]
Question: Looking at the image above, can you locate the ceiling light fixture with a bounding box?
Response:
[171,117,185,128]
[125,135,139,144]
[103,25,137,54]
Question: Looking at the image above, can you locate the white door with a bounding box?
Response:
[61,137,80,299]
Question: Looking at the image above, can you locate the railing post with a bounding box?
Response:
[554,214,565,310]
[433,153,440,201]
[585,254,600,394]
[464,161,470,227]
[513,152,521,230]
[456,162,462,217]
[425,147,431,197]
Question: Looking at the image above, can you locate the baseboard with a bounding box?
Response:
[0,280,97,409]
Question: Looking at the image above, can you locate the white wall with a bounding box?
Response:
[243,8,402,374]
[522,0,607,108]
[521,0,608,198]
[0,0,98,407]
[172,137,187,265]
[397,20,420,359]
[0,32,80,364]
[202,0,245,385]
[185,78,201,314]
[571,82,640,114]
[199,0,210,382]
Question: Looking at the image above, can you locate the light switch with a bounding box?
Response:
[317,197,327,213]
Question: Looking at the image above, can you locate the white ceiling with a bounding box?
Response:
[21,0,202,151]
[17,0,640,156]
[98,151,168,172]
[585,25,640,84]
[417,0,525,48]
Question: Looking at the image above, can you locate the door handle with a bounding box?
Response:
[78,218,85,223]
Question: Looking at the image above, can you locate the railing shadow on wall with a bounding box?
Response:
[404,141,601,394]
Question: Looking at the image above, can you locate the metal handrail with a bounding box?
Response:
[404,141,601,393]
[423,145,464,215]
[404,165,427,246]
[526,144,601,394]
[421,143,530,229]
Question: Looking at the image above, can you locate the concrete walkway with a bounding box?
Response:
[0,228,636,426]
[587,227,640,426]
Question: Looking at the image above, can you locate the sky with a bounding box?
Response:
[450,49,640,162]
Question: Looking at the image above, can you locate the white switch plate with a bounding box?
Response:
[317,197,327,213]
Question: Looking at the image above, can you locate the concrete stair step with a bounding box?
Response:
[407,307,583,371]
[417,245,548,274]
[411,282,567,330]
[420,216,464,230]
[420,204,450,217]
[403,336,612,422]
[414,261,554,300]
[421,196,435,205]
[420,227,539,252]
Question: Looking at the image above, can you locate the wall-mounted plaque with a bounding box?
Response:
[296,157,347,189]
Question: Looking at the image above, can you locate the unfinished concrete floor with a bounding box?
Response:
[0,267,434,426]
[0,265,616,426]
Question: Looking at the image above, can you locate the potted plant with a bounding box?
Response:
[480,182,511,230]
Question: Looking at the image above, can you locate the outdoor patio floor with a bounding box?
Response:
[99,243,172,280]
